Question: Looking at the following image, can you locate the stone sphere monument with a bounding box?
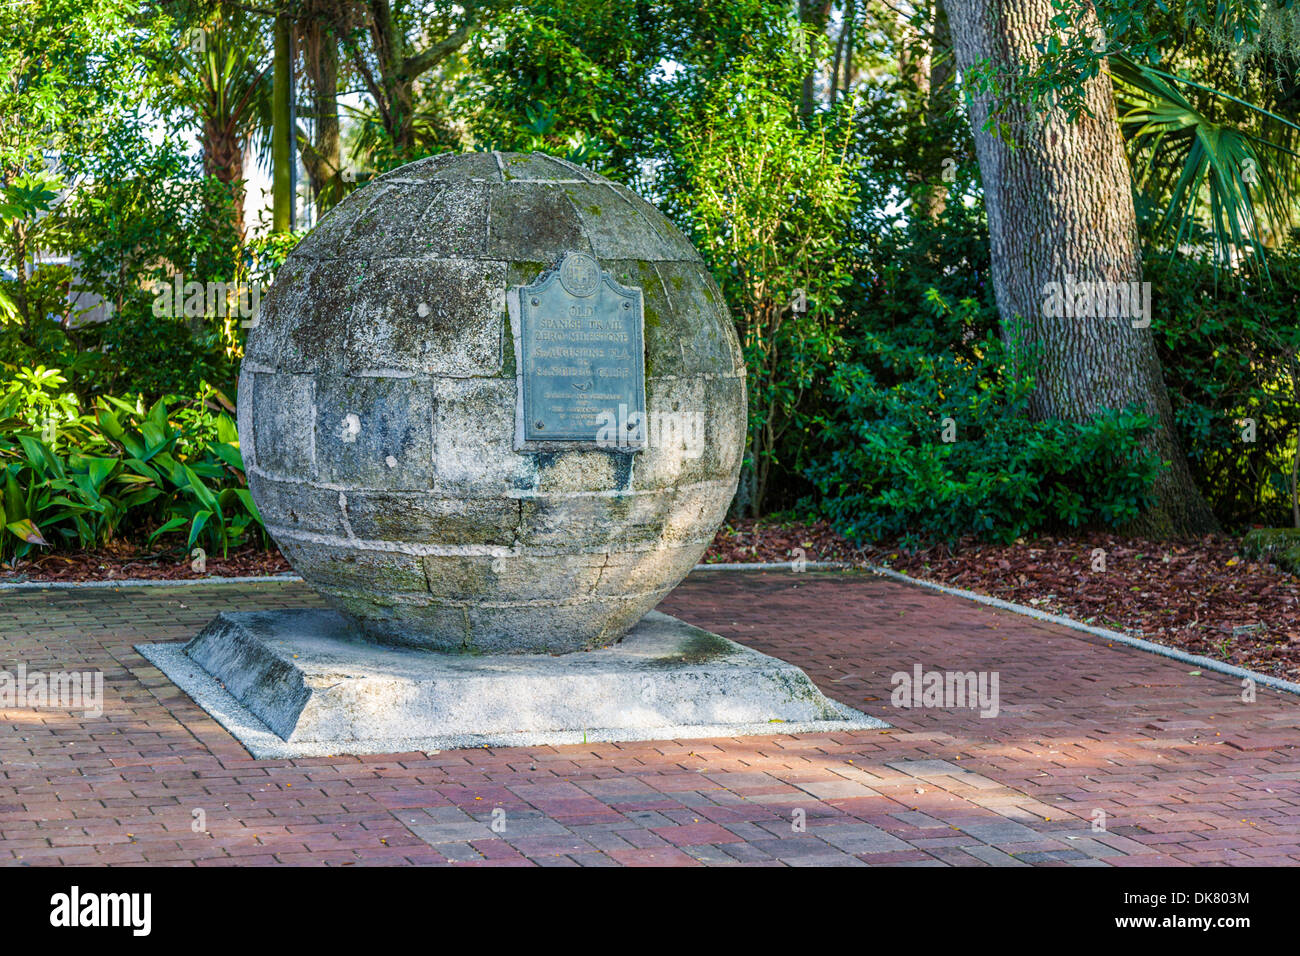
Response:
[141,151,879,757]
[238,151,745,653]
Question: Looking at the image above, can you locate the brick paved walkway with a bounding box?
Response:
[1,569,1297,866]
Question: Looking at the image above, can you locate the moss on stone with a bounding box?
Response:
[505,260,550,287]
[770,669,836,714]
[647,630,732,667]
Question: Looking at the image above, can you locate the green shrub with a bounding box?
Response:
[91,304,240,401]
[1147,253,1300,529]
[1241,528,1300,574]
[806,294,1164,544]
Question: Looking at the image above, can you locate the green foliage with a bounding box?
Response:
[672,44,859,515]
[1147,252,1300,529]
[466,2,656,176]
[6,0,1295,555]
[96,309,241,401]
[1113,54,1299,269]
[802,126,1165,544]
[463,0,807,191]
[151,2,274,170]
[0,0,165,175]
[807,291,1163,545]
[242,230,302,287]
[0,368,263,564]
[466,1,860,518]
[0,171,63,326]
[59,130,243,310]
[966,1,1300,121]
[810,181,1299,541]
[1241,527,1300,574]
[3,115,245,406]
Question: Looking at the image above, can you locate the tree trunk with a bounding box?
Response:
[298,12,342,214]
[841,2,856,99]
[11,220,29,330]
[829,0,845,105]
[897,3,929,98]
[272,13,293,234]
[334,0,477,162]
[928,1,954,110]
[798,0,833,120]
[203,120,246,239]
[944,0,1217,536]
[914,0,953,221]
[368,0,416,154]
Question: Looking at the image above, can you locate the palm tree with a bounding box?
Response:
[166,3,273,240]
[1112,54,1300,271]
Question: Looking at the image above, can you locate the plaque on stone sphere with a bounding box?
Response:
[513,251,646,448]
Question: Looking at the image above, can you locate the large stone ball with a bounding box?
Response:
[239,152,745,653]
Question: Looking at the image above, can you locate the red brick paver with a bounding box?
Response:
[1,569,1297,866]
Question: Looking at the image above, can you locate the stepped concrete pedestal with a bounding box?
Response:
[138,609,884,758]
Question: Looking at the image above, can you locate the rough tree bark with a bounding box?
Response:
[944,0,1217,536]
[202,119,246,239]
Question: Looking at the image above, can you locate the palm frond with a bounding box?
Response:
[1111,53,1300,271]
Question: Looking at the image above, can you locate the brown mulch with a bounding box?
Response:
[0,540,292,583]
[702,518,861,565]
[858,533,1300,683]
[4,521,1298,683]
[0,520,848,583]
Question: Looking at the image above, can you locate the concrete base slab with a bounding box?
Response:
[137,609,885,758]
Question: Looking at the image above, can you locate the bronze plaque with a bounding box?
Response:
[515,252,646,446]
